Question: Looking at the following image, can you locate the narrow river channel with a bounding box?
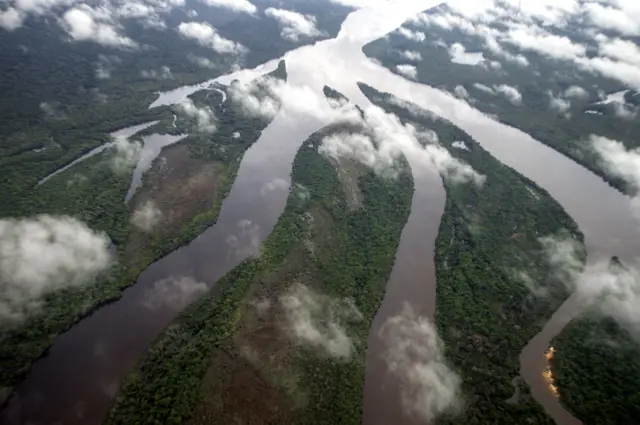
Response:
[3,1,640,425]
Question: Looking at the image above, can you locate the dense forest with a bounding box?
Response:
[362,3,640,195]
[105,118,414,424]
[360,84,587,424]
[553,311,640,424]
[0,61,288,404]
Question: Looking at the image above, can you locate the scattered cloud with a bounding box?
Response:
[178,21,246,54]
[549,92,571,114]
[0,7,25,31]
[379,303,461,422]
[199,0,257,15]
[280,283,362,359]
[131,201,163,232]
[265,8,322,41]
[0,215,111,323]
[401,50,422,61]
[539,234,640,338]
[453,85,470,99]
[397,26,425,42]
[449,42,485,66]
[61,5,136,48]
[493,84,522,105]
[187,54,216,69]
[177,99,217,132]
[396,64,417,80]
[40,101,67,120]
[473,82,495,94]
[591,135,640,193]
[564,85,588,99]
[111,135,142,172]
[141,66,173,79]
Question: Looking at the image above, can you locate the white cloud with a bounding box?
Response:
[61,6,136,48]
[503,23,586,60]
[401,50,422,61]
[112,135,142,172]
[599,37,640,67]
[449,42,485,65]
[539,235,640,338]
[131,201,163,232]
[265,8,322,41]
[379,303,461,422]
[141,66,173,79]
[549,92,571,113]
[320,105,485,185]
[397,26,425,42]
[177,99,217,132]
[564,85,588,99]
[178,21,246,54]
[199,0,257,15]
[0,215,111,322]
[493,84,522,105]
[454,85,470,99]
[473,82,495,94]
[187,54,216,69]
[585,2,640,36]
[591,135,640,192]
[280,283,362,359]
[0,7,25,30]
[396,64,418,80]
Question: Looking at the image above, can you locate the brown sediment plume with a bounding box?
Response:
[542,347,559,397]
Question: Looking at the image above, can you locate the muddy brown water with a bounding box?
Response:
[3,2,640,425]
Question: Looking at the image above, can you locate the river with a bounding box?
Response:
[4,1,640,425]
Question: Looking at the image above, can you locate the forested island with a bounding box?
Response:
[106,116,414,424]
[360,83,586,425]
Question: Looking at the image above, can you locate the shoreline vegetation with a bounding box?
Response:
[0,62,287,405]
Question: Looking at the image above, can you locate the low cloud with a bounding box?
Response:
[397,26,426,42]
[178,21,246,54]
[280,283,362,359]
[177,99,217,132]
[539,235,640,338]
[265,8,322,41]
[0,7,25,31]
[564,85,588,99]
[111,135,142,172]
[549,92,571,114]
[143,276,208,311]
[320,105,485,185]
[187,54,216,69]
[140,66,173,80]
[401,50,422,62]
[131,201,163,232]
[199,0,257,15]
[591,135,640,193]
[379,303,461,422]
[396,64,418,80]
[61,5,136,48]
[40,101,67,121]
[0,215,111,323]
[449,42,485,66]
[454,85,470,99]
[493,84,522,105]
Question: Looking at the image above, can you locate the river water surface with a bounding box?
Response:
[3,1,640,425]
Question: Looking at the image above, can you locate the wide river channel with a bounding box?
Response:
[3,1,640,425]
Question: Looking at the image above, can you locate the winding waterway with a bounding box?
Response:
[3,2,640,425]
